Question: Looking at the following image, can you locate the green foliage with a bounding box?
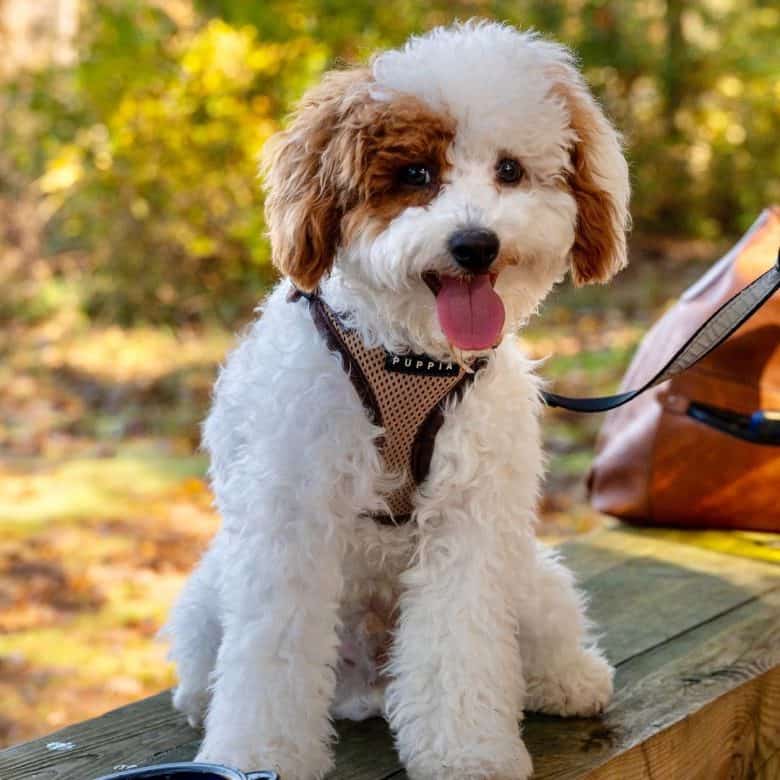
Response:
[24,5,330,323]
[1,0,778,323]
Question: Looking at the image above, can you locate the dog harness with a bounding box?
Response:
[289,288,488,524]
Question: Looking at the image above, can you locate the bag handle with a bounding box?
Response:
[542,249,780,413]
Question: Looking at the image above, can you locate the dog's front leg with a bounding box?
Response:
[387,512,534,780]
[520,540,613,718]
[195,507,347,780]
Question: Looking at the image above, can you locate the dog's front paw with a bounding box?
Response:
[525,646,614,717]
[404,736,533,780]
[196,737,333,780]
[172,685,209,729]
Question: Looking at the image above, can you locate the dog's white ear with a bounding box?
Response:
[262,69,370,292]
[550,59,631,285]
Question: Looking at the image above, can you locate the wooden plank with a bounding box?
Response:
[0,702,400,780]
[0,692,198,780]
[531,532,780,778]
[528,587,780,779]
[581,557,774,664]
[585,669,780,779]
[562,528,779,664]
[1,530,777,780]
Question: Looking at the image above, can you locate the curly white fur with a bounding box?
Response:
[164,20,627,780]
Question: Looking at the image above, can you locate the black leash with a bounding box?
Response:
[541,250,780,413]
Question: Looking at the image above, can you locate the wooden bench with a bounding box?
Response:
[2,527,779,780]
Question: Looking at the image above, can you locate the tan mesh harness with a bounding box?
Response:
[290,289,487,524]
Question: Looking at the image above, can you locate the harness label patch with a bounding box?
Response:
[385,352,460,377]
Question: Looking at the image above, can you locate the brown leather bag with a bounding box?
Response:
[588,207,780,532]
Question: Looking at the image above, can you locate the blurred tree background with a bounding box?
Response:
[0,0,778,748]
[2,0,779,325]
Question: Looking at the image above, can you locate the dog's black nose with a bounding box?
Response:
[448,229,500,273]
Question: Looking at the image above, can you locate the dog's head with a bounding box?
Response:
[263,21,630,357]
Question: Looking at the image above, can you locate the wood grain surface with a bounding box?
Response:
[2,528,777,780]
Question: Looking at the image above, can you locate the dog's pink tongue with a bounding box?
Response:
[435,274,505,351]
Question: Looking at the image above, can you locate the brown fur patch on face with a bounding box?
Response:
[262,68,454,291]
[339,97,455,245]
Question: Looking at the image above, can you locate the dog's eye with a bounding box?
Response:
[496,157,524,185]
[399,164,433,187]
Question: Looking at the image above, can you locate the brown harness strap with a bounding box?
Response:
[290,288,487,524]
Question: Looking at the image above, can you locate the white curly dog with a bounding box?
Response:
[165,21,630,780]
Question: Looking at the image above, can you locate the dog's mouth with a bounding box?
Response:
[423,271,505,351]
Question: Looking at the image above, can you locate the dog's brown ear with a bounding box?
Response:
[261,69,370,292]
[551,64,631,285]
